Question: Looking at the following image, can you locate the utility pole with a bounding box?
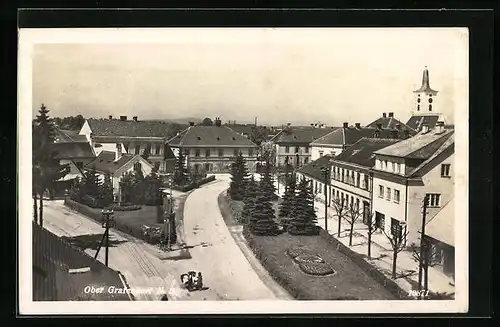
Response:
[95,209,115,267]
[320,166,329,232]
[418,195,428,299]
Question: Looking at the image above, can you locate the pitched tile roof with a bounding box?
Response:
[55,129,89,143]
[270,127,333,144]
[409,133,454,177]
[52,142,96,160]
[32,222,130,301]
[297,155,333,181]
[406,115,441,131]
[333,138,402,168]
[164,144,176,160]
[374,129,453,159]
[87,118,182,138]
[85,151,141,174]
[167,126,257,147]
[312,127,415,147]
[366,116,416,131]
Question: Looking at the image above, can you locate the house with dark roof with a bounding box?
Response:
[329,137,403,224]
[310,121,415,161]
[269,125,332,168]
[406,67,448,131]
[366,112,417,131]
[167,118,258,173]
[85,149,153,198]
[295,155,334,205]
[370,124,454,278]
[33,222,131,301]
[79,116,181,174]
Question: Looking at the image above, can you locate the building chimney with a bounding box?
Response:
[133,116,138,122]
[343,122,348,128]
[382,113,387,118]
[189,121,195,126]
[215,117,222,127]
[355,123,361,129]
[395,124,401,130]
[287,122,291,127]
[109,115,113,120]
[376,123,382,130]
[388,112,394,118]
[120,116,127,121]
[310,123,315,127]
[421,123,429,133]
[435,121,445,134]
[115,143,122,161]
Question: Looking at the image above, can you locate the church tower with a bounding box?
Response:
[412,66,438,116]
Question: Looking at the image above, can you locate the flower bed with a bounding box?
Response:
[298,261,335,276]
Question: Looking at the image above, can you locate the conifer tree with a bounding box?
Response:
[278,173,296,229]
[173,149,188,185]
[228,151,250,200]
[260,159,277,200]
[250,186,280,236]
[242,175,258,226]
[99,171,114,207]
[288,177,319,235]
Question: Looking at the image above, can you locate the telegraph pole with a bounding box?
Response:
[320,166,330,232]
[418,195,428,299]
[95,209,115,267]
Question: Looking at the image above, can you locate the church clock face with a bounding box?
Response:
[428,98,433,103]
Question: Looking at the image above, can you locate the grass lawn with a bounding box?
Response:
[249,232,396,300]
[88,205,162,229]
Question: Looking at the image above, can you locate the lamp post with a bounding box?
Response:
[95,208,115,267]
[320,166,330,232]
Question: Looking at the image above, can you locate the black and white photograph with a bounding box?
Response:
[18,27,468,314]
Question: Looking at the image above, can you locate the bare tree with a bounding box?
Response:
[382,224,409,279]
[409,240,441,295]
[366,211,378,259]
[345,203,363,246]
[331,196,347,237]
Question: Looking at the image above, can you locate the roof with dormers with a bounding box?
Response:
[311,126,414,147]
[167,125,257,148]
[84,151,150,174]
[333,138,402,168]
[296,155,333,181]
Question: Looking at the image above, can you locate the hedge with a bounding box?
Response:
[318,228,410,300]
[64,199,161,245]
[172,175,216,192]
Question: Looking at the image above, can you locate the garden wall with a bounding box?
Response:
[64,199,162,245]
[318,228,410,300]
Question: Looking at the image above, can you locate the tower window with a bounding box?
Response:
[429,98,433,103]
[417,98,421,103]
[417,105,420,111]
[429,104,432,111]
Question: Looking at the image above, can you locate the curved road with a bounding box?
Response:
[41,175,291,301]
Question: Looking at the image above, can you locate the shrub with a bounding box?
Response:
[293,254,325,264]
[286,247,316,259]
[172,175,216,192]
[104,204,142,211]
[299,262,335,276]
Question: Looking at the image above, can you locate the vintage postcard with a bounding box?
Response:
[19,27,468,314]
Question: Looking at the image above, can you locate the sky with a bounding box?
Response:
[29,28,468,126]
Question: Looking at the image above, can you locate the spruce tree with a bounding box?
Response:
[242,175,258,226]
[260,160,278,200]
[99,172,114,207]
[288,177,319,235]
[278,173,296,229]
[229,152,250,201]
[173,149,188,185]
[250,187,280,236]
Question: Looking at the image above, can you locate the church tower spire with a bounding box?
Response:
[412,66,439,115]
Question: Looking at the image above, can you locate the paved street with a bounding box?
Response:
[42,175,290,301]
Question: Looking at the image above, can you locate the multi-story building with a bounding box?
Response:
[329,137,402,222]
[167,118,258,173]
[405,67,448,131]
[270,126,332,169]
[79,115,178,174]
[371,123,454,251]
[295,155,334,204]
[310,122,415,161]
[366,112,417,131]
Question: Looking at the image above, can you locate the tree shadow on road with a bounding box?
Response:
[61,233,128,251]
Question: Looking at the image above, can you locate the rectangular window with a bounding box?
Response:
[195,149,200,157]
[356,172,360,187]
[375,212,385,229]
[364,174,369,190]
[155,145,161,155]
[204,163,211,172]
[295,146,299,153]
[379,185,384,198]
[218,149,224,157]
[285,146,290,153]
[426,194,441,207]
[304,157,309,164]
[135,145,140,155]
[249,148,254,157]
[441,164,451,177]
[205,149,211,157]
[305,147,309,154]
[384,160,388,170]
[386,187,391,201]
[319,150,324,157]
[394,189,400,203]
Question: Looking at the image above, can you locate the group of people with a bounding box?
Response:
[180,271,204,292]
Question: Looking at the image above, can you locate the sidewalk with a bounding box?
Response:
[272,179,455,296]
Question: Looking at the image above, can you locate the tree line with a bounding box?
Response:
[52,115,85,131]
